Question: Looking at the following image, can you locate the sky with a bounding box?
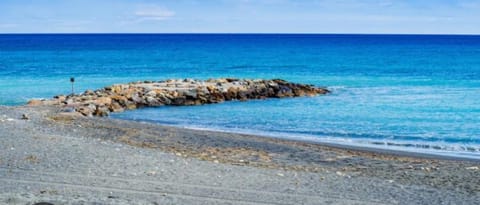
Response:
[0,0,479,34]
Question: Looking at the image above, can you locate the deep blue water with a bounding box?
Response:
[1,34,479,158]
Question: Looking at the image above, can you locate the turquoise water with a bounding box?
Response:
[1,34,479,158]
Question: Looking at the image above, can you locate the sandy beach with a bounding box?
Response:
[0,105,478,205]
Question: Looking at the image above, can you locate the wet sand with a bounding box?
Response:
[0,105,479,204]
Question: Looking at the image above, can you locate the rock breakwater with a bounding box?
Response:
[28,78,329,117]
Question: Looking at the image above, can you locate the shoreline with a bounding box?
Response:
[4,103,480,162]
[112,115,480,162]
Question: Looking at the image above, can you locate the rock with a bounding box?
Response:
[111,85,125,94]
[53,95,67,101]
[292,87,306,96]
[172,96,186,105]
[217,78,228,83]
[78,106,94,117]
[125,102,137,110]
[21,114,29,120]
[111,95,129,106]
[183,89,197,99]
[65,98,75,105]
[95,97,112,106]
[225,87,238,100]
[145,90,157,97]
[84,90,95,95]
[336,171,346,176]
[226,78,239,83]
[60,107,76,113]
[50,112,83,121]
[158,93,172,104]
[276,85,293,97]
[145,96,163,106]
[27,99,44,106]
[209,92,225,103]
[109,102,124,112]
[94,105,110,117]
[130,93,145,105]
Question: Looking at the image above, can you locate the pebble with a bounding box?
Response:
[146,171,156,176]
[21,114,29,120]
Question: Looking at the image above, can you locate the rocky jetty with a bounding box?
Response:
[27,78,329,117]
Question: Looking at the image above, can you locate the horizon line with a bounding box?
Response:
[0,32,479,36]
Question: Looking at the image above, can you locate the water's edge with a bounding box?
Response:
[110,101,480,161]
[110,114,480,162]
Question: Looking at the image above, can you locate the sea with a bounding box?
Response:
[1,34,479,159]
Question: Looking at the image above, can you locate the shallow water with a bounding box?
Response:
[1,34,479,158]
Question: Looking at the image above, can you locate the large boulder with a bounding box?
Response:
[27,99,44,106]
[95,97,112,106]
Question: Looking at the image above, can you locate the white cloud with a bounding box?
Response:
[134,5,175,22]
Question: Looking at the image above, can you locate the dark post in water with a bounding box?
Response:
[70,77,75,96]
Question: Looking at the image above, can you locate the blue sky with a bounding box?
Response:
[0,0,479,34]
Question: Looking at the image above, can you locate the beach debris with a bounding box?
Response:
[25,155,39,163]
[336,171,351,178]
[277,173,285,177]
[21,114,29,120]
[26,78,330,117]
[466,166,479,170]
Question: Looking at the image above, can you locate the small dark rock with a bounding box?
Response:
[21,114,29,120]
